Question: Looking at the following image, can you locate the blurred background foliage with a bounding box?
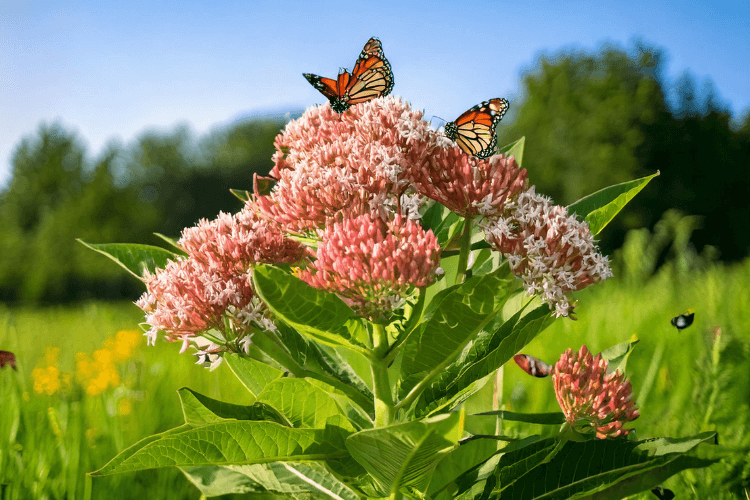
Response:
[1,40,748,305]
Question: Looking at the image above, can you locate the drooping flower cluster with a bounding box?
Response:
[297,213,441,319]
[257,96,438,233]
[553,345,639,439]
[136,206,303,352]
[482,187,612,316]
[409,150,528,218]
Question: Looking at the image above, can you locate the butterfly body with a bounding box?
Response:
[303,37,394,113]
[445,98,509,159]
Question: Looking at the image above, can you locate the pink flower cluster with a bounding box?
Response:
[481,187,612,317]
[257,96,437,233]
[297,213,441,319]
[409,151,528,218]
[553,345,639,439]
[136,203,304,349]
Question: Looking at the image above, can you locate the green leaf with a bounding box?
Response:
[153,233,187,256]
[91,421,349,476]
[567,171,660,235]
[224,353,285,398]
[415,304,554,417]
[491,432,722,499]
[497,136,525,168]
[89,424,192,476]
[600,337,640,375]
[252,265,365,352]
[421,202,464,248]
[467,411,566,426]
[230,188,252,202]
[177,387,291,427]
[182,462,361,499]
[346,412,464,497]
[256,378,356,431]
[401,265,516,379]
[77,239,178,280]
[427,437,499,499]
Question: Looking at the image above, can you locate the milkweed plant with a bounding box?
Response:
[82,79,723,499]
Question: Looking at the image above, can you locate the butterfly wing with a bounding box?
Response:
[347,37,394,102]
[303,71,352,113]
[445,98,509,159]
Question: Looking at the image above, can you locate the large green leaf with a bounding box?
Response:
[182,462,361,499]
[491,432,723,499]
[427,437,499,499]
[415,304,554,417]
[91,421,349,476]
[400,265,516,381]
[497,136,525,168]
[224,353,285,398]
[177,387,291,427]
[566,172,659,235]
[252,265,366,352]
[256,378,355,431]
[345,412,464,497]
[77,239,178,280]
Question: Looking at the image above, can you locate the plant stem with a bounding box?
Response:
[371,323,395,426]
[454,217,474,285]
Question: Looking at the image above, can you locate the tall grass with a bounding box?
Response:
[0,302,249,499]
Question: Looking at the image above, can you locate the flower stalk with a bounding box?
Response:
[371,323,395,426]
[454,217,474,285]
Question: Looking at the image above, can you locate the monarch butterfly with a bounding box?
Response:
[513,353,552,378]
[445,98,509,159]
[303,37,394,113]
[671,310,695,330]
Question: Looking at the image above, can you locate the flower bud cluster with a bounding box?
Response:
[297,213,441,319]
[409,151,528,218]
[553,345,640,439]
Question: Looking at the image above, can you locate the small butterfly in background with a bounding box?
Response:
[0,350,17,371]
[303,37,394,113]
[445,98,509,159]
[671,309,695,331]
[651,485,675,500]
[513,353,553,378]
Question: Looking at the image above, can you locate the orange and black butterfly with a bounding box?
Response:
[303,37,394,113]
[445,98,509,159]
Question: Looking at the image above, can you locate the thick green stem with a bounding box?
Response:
[371,323,395,426]
[454,217,474,285]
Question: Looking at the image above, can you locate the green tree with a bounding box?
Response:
[499,42,750,260]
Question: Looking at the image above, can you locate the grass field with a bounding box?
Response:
[1,255,749,498]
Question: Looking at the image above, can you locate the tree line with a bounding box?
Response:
[1,41,748,304]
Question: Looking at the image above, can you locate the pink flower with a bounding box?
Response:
[136,258,258,345]
[553,345,639,439]
[482,187,612,317]
[297,213,441,319]
[178,202,305,274]
[258,96,439,233]
[409,151,528,218]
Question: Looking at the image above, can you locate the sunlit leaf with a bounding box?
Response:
[77,239,178,280]
[567,171,659,235]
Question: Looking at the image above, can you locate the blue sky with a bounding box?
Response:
[1,0,748,187]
